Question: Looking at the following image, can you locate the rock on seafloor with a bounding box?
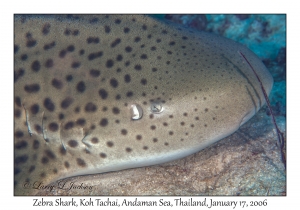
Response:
[34,14,286,196]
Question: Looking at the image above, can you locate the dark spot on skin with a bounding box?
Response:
[87,37,100,44]
[85,102,97,112]
[31,60,41,72]
[59,145,67,155]
[124,74,131,83]
[64,161,70,168]
[42,23,51,35]
[99,89,108,99]
[125,61,130,66]
[100,118,108,127]
[116,54,123,61]
[76,81,86,93]
[182,36,188,40]
[150,125,156,130]
[100,153,107,158]
[45,149,56,159]
[79,49,85,55]
[29,165,35,173]
[68,140,78,147]
[112,107,120,115]
[67,45,75,52]
[204,124,207,127]
[125,46,132,53]
[14,45,19,54]
[41,156,49,164]
[15,141,27,150]
[115,18,121,24]
[91,137,99,144]
[115,94,121,100]
[107,141,114,147]
[45,59,54,68]
[26,39,37,48]
[14,167,21,175]
[33,139,40,149]
[102,106,108,112]
[151,46,156,51]
[110,78,118,88]
[169,41,176,46]
[140,78,147,85]
[34,125,42,134]
[53,169,58,174]
[124,27,130,33]
[14,68,25,83]
[64,121,74,130]
[76,158,86,167]
[59,49,67,58]
[152,68,158,72]
[153,138,158,143]
[134,37,141,42]
[40,172,46,178]
[183,113,188,116]
[126,147,132,152]
[30,104,39,114]
[44,98,55,112]
[205,108,208,112]
[88,51,103,60]
[48,122,58,132]
[64,28,71,35]
[21,54,28,61]
[75,107,80,114]
[14,130,23,138]
[121,129,127,135]
[15,96,21,107]
[24,84,40,93]
[71,62,81,69]
[126,91,133,97]
[164,142,169,146]
[104,25,111,33]
[73,30,79,36]
[169,131,174,135]
[14,109,21,118]
[106,59,114,68]
[111,38,121,48]
[76,118,86,126]
[59,113,64,120]
[142,24,147,30]
[44,41,56,50]
[52,78,63,89]
[90,69,100,77]
[89,18,99,24]
[195,117,199,120]
[15,155,28,165]
[163,122,168,126]
[140,54,147,59]
[61,97,74,109]
[66,75,73,82]
[136,135,142,140]
[181,122,185,126]
[134,64,142,71]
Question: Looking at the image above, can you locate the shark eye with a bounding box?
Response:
[150,101,164,114]
[130,104,143,120]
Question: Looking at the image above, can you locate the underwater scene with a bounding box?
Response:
[14,14,286,196]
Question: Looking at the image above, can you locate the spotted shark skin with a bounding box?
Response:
[14,15,273,195]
